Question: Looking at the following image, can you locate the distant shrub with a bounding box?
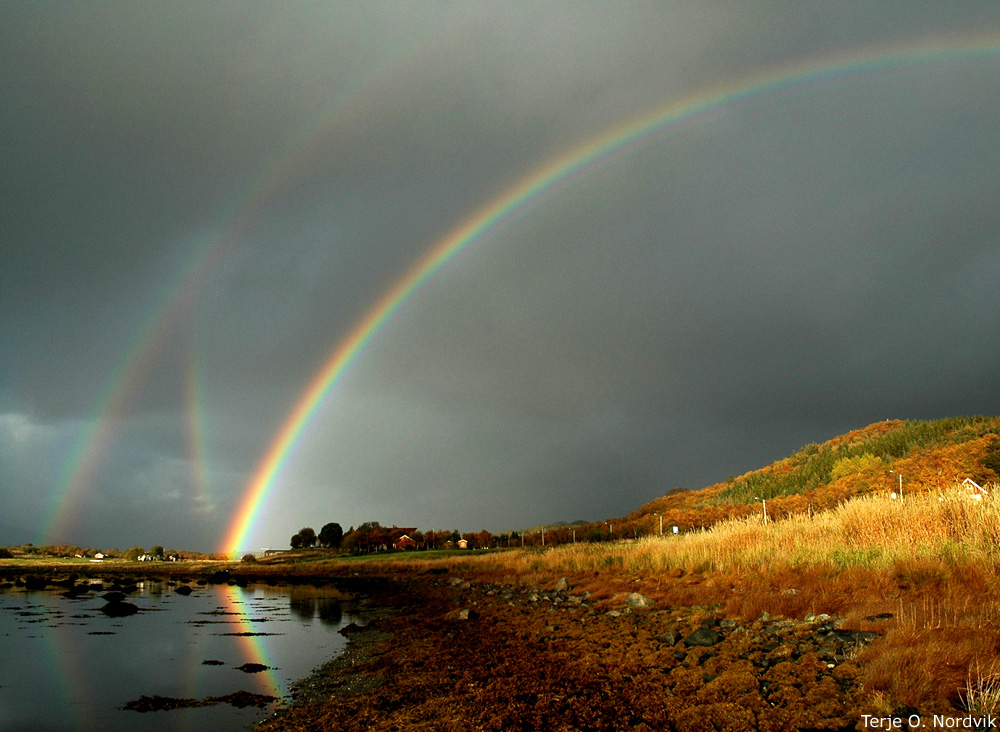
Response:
[241,553,257,563]
[830,452,883,481]
[0,547,13,559]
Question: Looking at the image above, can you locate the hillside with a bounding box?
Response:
[627,416,1000,533]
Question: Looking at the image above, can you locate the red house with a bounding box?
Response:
[393,534,418,550]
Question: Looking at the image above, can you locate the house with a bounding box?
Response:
[963,478,990,500]
[263,548,290,557]
[457,538,468,549]
[388,528,418,551]
[393,534,418,550]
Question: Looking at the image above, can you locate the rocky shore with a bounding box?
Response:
[254,574,889,732]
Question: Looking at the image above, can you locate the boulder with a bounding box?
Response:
[554,577,571,592]
[23,576,48,591]
[100,601,139,617]
[444,608,479,621]
[623,592,656,609]
[683,627,722,647]
[661,630,682,646]
[174,585,193,596]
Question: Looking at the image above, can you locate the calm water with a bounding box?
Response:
[0,580,362,732]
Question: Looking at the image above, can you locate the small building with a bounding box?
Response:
[964,478,990,500]
[457,538,468,549]
[263,548,291,557]
[393,534,418,550]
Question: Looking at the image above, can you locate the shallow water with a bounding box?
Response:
[0,580,361,732]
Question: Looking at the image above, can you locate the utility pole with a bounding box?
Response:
[890,470,903,502]
[755,497,768,525]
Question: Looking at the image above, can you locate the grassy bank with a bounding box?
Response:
[288,486,1000,714]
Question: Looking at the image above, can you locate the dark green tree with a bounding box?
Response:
[149,545,164,559]
[318,522,343,548]
[298,527,317,548]
[290,533,303,549]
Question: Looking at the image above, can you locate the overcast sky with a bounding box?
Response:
[4,2,1000,553]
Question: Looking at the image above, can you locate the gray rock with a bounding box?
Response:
[623,592,656,609]
[445,608,478,621]
[661,630,682,646]
[554,577,571,592]
[683,627,722,647]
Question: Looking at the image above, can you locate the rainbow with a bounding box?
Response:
[216,35,1000,554]
[183,349,214,515]
[44,246,209,544]
[219,584,288,700]
[40,29,448,545]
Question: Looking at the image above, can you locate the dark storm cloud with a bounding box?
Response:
[3,2,1000,550]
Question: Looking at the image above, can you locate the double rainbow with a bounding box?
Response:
[221,35,1000,554]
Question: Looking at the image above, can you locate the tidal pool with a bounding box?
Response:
[0,580,362,732]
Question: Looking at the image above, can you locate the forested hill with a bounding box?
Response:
[628,417,1000,531]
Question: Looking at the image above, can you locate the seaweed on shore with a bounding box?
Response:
[121,690,278,712]
[121,694,209,711]
[236,662,273,673]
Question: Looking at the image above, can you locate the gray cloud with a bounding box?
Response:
[4,2,1000,550]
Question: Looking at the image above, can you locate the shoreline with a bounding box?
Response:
[2,560,986,730]
[250,573,880,732]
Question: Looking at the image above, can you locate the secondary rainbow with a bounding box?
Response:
[41,30,445,545]
[222,35,1000,555]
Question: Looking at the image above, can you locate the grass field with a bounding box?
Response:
[250,484,1000,714]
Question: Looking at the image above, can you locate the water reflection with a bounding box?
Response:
[287,589,344,626]
[0,580,363,732]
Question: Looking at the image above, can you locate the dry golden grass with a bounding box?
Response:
[316,484,1000,714]
[354,485,1000,581]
